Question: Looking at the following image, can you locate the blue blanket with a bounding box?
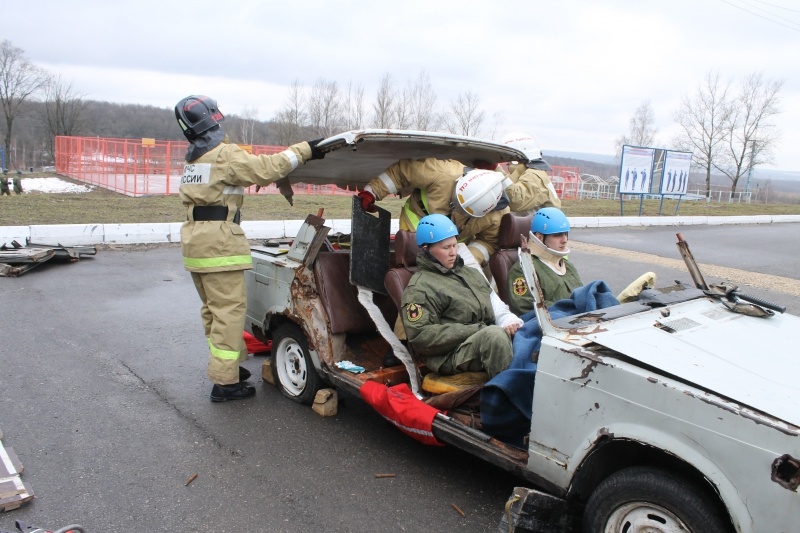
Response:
[480,281,619,446]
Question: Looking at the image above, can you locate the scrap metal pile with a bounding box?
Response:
[0,241,97,277]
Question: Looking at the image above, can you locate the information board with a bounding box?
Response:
[619,145,656,194]
[660,150,692,195]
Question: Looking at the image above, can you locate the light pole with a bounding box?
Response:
[744,139,757,204]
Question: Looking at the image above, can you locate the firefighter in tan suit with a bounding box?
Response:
[175,95,324,402]
[500,132,560,214]
[357,146,559,270]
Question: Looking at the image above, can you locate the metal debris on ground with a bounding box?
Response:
[0,427,34,512]
[0,241,97,277]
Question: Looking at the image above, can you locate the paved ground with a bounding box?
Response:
[0,224,797,531]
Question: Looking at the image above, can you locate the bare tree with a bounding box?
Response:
[673,71,733,198]
[40,75,87,161]
[307,78,343,137]
[233,106,258,144]
[615,100,657,155]
[444,91,485,137]
[394,83,413,130]
[371,73,395,128]
[0,40,50,169]
[715,72,783,194]
[488,111,504,141]
[272,79,307,145]
[409,69,439,131]
[342,80,365,131]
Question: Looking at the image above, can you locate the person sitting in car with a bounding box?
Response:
[401,214,519,378]
[507,207,583,315]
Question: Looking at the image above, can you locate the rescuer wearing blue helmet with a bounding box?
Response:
[401,214,517,378]
[507,207,583,314]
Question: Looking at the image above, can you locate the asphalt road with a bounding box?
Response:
[1,224,797,532]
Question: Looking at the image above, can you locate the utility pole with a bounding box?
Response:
[744,140,756,203]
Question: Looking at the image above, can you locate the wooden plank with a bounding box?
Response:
[0,445,22,477]
[0,476,34,512]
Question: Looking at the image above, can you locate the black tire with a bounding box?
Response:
[583,466,729,533]
[271,322,321,405]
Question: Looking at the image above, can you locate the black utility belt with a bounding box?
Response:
[193,205,240,223]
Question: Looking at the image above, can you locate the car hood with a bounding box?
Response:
[584,297,800,428]
[283,129,528,190]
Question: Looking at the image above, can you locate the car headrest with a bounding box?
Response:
[394,230,421,267]
[497,213,533,249]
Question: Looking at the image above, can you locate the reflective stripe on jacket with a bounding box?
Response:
[180,141,311,273]
[368,158,506,258]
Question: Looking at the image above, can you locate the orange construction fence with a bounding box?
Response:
[55,135,575,200]
[54,136,354,197]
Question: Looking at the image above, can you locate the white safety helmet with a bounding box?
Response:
[452,168,506,218]
[502,131,543,162]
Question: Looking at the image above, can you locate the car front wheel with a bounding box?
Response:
[583,466,729,533]
[271,322,321,405]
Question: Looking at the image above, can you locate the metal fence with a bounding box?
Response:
[54,136,354,197]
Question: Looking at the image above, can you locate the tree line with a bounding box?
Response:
[0,39,496,171]
[615,71,784,196]
[0,38,785,199]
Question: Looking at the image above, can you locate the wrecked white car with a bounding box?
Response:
[245,130,799,533]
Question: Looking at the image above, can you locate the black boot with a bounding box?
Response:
[383,347,402,367]
[210,382,256,402]
[239,366,252,381]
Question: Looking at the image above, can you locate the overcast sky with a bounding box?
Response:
[5,0,800,170]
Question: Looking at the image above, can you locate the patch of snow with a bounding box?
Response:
[21,178,95,194]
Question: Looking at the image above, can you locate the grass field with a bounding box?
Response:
[2,174,800,226]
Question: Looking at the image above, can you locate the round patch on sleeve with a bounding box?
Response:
[512,277,529,296]
[405,303,423,322]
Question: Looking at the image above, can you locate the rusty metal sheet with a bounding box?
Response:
[584,298,800,427]
[0,244,97,277]
[350,196,391,294]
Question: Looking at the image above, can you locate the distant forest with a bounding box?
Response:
[5,99,298,168]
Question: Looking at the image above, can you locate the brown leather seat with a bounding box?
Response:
[314,251,397,335]
[384,230,420,312]
[489,213,533,305]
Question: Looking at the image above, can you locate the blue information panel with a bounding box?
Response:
[619,145,655,195]
[660,150,692,195]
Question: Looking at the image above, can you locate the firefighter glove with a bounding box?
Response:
[308,138,325,160]
[357,190,377,212]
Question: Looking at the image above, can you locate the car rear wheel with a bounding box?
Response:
[583,466,729,533]
[271,322,321,405]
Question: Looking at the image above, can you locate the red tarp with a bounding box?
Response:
[360,381,443,446]
[243,331,271,354]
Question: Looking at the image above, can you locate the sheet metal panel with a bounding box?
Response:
[284,129,528,190]
[584,298,800,427]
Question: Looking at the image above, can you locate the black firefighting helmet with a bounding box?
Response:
[175,95,225,141]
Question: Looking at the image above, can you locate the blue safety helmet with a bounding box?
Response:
[531,207,570,235]
[416,214,458,247]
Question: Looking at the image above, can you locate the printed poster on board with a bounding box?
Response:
[660,150,692,195]
[619,145,655,194]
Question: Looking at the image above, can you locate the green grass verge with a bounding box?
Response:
[2,175,799,226]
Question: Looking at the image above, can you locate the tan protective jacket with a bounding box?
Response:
[365,158,507,264]
[179,141,312,273]
[504,163,561,212]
